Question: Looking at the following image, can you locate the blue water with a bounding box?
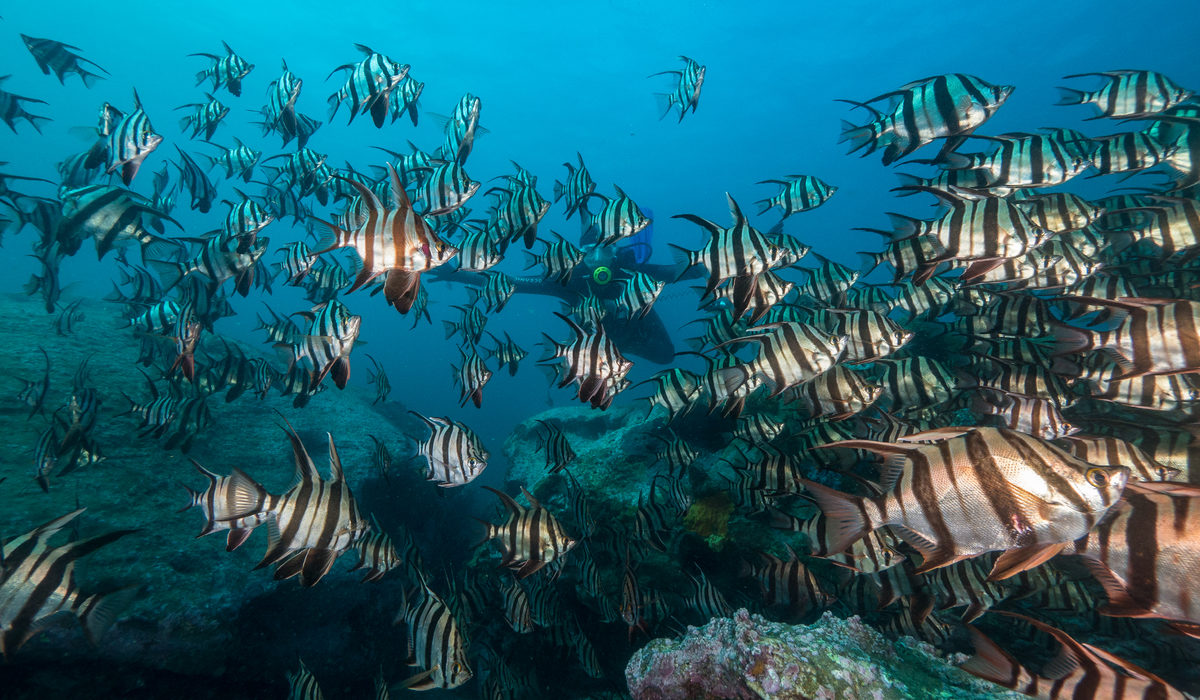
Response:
[3,1,1200,696]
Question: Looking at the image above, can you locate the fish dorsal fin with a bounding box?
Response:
[484,485,524,514]
[327,433,345,482]
[282,423,320,485]
[520,485,541,510]
[386,163,408,210]
[725,193,747,224]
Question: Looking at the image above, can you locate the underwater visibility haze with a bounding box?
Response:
[3,1,1200,698]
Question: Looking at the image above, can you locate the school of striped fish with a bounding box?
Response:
[3,19,1200,700]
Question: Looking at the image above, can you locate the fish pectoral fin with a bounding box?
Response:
[986,541,1068,582]
[893,526,958,574]
[397,668,436,690]
[1039,637,1083,681]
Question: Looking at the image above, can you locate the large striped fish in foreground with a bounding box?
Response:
[83,90,163,186]
[803,426,1129,579]
[541,312,634,410]
[409,412,488,487]
[478,485,577,579]
[229,424,368,587]
[312,164,457,313]
[394,571,472,690]
[0,509,137,658]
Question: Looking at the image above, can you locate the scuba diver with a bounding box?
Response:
[428,208,703,365]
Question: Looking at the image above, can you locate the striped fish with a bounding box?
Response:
[0,78,48,133]
[887,188,1049,283]
[443,304,488,345]
[452,344,492,408]
[1054,297,1200,379]
[922,556,1006,622]
[963,614,1187,699]
[174,146,217,213]
[0,508,136,658]
[489,180,549,250]
[536,419,576,473]
[684,567,733,620]
[653,429,697,475]
[795,365,883,421]
[264,60,303,138]
[85,90,162,186]
[438,93,482,165]
[770,512,905,574]
[190,41,253,96]
[204,137,260,183]
[277,241,315,285]
[541,312,634,410]
[468,271,516,313]
[583,185,651,246]
[327,45,409,128]
[20,34,107,87]
[454,222,504,271]
[1058,70,1192,120]
[616,270,665,320]
[568,291,606,328]
[182,461,269,552]
[500,578,534,633]
[822,309,913,364]
[553,152,595,220]
[636,367,702,421]
[349,518,403,583]
[413,160,479,217]
[972,390,1076,440]
[31,424,58,493]
[651,55,705,122]
[176,93,229,140]
[733,412,785,446]
[286,300,362,391]
[364,354,390,405]
[388,74,424,126]
[939,131,1093,188]
[1015,192,1103,234]
[1069,481,1200,638]
[870,356,959,415]
[750,547,835,615]
[396,571,472,690]
[410,412,488,487]
[234,425,368,586]
[840,73,1013,165]
[720,321,847,398]
[1090,129,1177,175]
[525,232,584,284]
[311,163,458,313]
[485,331,527,376]
[756,174,837,217]
[673,194,784,319]
[286,658,325,700]
[804,426,1129,578]
[479,485,576,579]
[57,184,176,260]
[222,191,273,250]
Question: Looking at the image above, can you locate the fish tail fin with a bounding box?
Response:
[755,198,775,216]
[552,179,565,204]
[75,585,140,647]
[193,69,208,88]
[23,274,42,296]
[1055,86,1088,107]
[799,479,878,555]
[147,258,186,292]
[654,93,676,120]
[857,251,883,274]
[838,120,878,154]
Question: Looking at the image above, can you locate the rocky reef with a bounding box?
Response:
[0,293,440,697]
[625,609,1023,700]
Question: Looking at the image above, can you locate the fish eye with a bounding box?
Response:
[1085,467,1109,488]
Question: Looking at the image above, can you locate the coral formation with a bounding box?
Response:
[625,609,1023,700]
